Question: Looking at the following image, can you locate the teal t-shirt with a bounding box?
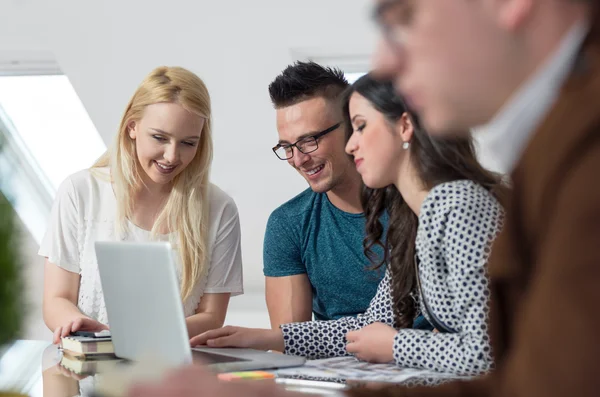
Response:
[263,188,387,321]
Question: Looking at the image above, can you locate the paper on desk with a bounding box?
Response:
[275,356,472,386]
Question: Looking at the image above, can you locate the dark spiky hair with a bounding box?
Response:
[268,61,349,108]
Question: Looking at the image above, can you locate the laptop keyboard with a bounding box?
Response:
[191,349,251,364]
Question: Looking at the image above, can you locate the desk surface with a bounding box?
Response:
[0,340,346,397]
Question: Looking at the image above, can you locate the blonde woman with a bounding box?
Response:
[40,66,243,344]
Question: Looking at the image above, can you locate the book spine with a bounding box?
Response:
[82,342,101,353]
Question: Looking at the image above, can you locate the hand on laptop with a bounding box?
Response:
[53,317,109,344]
[190,326,285,352]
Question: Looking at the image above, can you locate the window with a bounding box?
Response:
[0,64,106,242]
[0,75,106,191]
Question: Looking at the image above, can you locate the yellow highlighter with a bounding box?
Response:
[218,371,276,381]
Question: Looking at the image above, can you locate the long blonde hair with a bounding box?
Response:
[93,66,213,301]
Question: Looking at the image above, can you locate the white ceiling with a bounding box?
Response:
[1,0,378,290]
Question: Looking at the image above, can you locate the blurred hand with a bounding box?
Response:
[190,326,284,352]
[55,363,90,381]
[127,365,295,397]
[53,317,108,344]
[346,322,397,363]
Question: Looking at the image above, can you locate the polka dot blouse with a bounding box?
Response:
[280,180,504,376]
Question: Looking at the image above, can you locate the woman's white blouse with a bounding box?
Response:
[39,168,244,325]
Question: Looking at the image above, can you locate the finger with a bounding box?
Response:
[71,318,83,332]
[190,327,234,346]
[61,324,72,339]
[189,334,208,346]
[86,319,108,332]
[346,341,359,354]
[346,330,359,342]
[85,318,108,332]
[206,335,238,348]
[53,327,62,344]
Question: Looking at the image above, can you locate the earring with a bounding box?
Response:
[402,142,410,150]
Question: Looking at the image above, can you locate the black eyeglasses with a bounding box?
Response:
[272,122,342,160]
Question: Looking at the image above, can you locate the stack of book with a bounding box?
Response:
[60,334,121,376]
[61,334,115,358]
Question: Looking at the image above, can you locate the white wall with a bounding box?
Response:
[1,1,377,293]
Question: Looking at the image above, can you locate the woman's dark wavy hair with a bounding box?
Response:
[342,74,506,329]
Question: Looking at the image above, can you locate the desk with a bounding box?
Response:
[0,340,346,397]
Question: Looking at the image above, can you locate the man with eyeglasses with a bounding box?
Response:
[263,61,387,328]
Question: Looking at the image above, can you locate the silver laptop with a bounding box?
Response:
[95,241,305,372]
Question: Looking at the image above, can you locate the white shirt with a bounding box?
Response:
[39,168,244,325]
[474,20,589,174]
